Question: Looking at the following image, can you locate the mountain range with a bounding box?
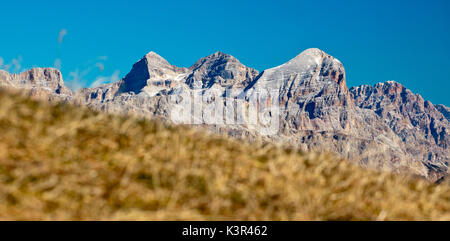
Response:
[0,48,448,182]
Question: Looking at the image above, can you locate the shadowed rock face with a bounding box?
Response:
[436,104,450,121]
[1,48,448,182]
[350,82,449,181]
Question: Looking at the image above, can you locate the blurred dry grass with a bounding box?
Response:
[0,89,448,220]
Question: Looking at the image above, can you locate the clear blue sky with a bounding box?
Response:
[0,0,449,105]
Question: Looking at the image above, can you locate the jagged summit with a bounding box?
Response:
[144,51,170,64]
[250,47,348,96]
[140,51,177,70]
[289,48,326,61]
[117,51,187,94]
[260,48,347,92]
[376,80,404,89]
[351,81,449,171]
[276,48,329,68]
[189,51,239,70]
[116,49,346,94]
[351,81,421,102]
[207,51,232,58]
[145,51,161,57]
[186,51,258,88]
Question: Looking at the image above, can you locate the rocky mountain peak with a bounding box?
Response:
[376,81,406,96]
[144,51,170,64]
[0,68,72,96]
[351,81,425,110]
[117,51,187,95]
[285,48,326,64]
[351,81,449,176]
[249,48,352,118]
[263,48,348,94]
[186,51,259,88]
[188,51,237,70]
[199,51,232,61]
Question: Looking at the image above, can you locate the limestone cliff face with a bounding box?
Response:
[350,82,449,181]
[1,49,448,182]
[351,81,448,148]
[241,49,420,176]
[247,48,353,132]
[0,68,72,101]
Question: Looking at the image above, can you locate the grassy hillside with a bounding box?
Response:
[0,90,448,220]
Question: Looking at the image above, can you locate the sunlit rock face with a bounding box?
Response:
[247,48,353,132]
[1,48,448,182]
[0,68,72,101]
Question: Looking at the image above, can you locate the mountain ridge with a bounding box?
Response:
[0,48,448,182]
